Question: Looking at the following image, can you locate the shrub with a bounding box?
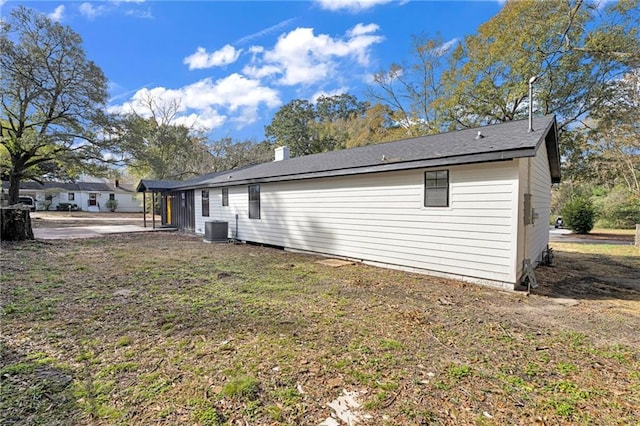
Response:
[105,199,118,212]
[593,188,640,229]
[562,197,595,234]
[56,203,79,211]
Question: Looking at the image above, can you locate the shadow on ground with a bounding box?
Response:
[0,340,83,425]
[535,250,640,301]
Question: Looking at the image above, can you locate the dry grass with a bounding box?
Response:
[591,228,636,236]
[1,233,639,425]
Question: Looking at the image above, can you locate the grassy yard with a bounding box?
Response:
[1,234,638,425]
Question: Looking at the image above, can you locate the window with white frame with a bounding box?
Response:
[68,193,75,201]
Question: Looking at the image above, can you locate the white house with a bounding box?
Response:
[137,115,561,290]
[2,179,144,212]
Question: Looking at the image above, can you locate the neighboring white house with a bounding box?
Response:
[137,115,561,290]
[2,179,144,212]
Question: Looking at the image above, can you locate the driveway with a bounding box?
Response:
[31,212,171,240]
[549,227,635,245]
[33,225,164,240]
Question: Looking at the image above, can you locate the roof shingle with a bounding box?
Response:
[137,115,560,192]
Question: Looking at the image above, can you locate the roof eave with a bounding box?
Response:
[533,115,561,183]
[182,148,536,190]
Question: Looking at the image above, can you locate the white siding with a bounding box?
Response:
[109,192,144,212]
[528,142,552,263]
[195,161,521,286]
[514,143,553,281]
[18,187,142,212]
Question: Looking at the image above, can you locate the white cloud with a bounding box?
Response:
[184,45,242,70]
[347,23,379,37]
[311,87,350,103]
[246,23,383,86]
[315,0,394,12]
[125,8,154,19]
[108,87,185,118]
[79,2,107,19]
[182,74,281,111]
[242,64,281,80]
[173,110,226,132]
[75,1,150,20]
[109,74,281,131]
[234,18,297,46]
[433,38,459,56]
[48,5,65,22]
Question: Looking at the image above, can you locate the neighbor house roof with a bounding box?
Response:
[138,114,560,192]
[2,181,135,192]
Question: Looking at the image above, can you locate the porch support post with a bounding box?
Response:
[143,191,147,228]
[152,191,156,229]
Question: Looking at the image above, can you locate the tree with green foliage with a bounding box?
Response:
[344,103,409,148]
[209,137,274,172]
[593,186,640,229]
[0,6,112,205]
[369,0,638,179]
[442,0,638,131]
[116,93,214,180]
[586,70,640,197]
[265,94,367,157]
[563,196,595,234]
[264,99,315,157]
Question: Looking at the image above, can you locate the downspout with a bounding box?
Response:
[522,75,537,286]
[524,158,532,263]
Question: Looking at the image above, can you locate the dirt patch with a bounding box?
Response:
[1,234,639,425]
[567,232,634,242]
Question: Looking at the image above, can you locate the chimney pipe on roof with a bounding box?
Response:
[274,146,289,161]
[528,75,538,132]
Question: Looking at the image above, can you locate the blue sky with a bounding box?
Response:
[1,0,505,141]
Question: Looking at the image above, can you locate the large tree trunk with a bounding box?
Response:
[8,170,22,205]
[1,207,34,241]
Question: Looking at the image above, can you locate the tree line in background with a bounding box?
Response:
[2,2,639,228]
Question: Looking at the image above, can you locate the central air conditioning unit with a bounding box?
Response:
[204,220,228,243]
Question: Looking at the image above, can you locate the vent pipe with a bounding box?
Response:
[528,75,538,132]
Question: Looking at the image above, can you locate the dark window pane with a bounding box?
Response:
[424,170,449,207]
[222,188,229,206]
[202,190,209,217]
[427,188,448,207]
[248,185,260,219]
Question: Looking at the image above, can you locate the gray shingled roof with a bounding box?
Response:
[138,114,560,192]
[2,180,135,192]
[136,170,235,192]
[136,179,181,192]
